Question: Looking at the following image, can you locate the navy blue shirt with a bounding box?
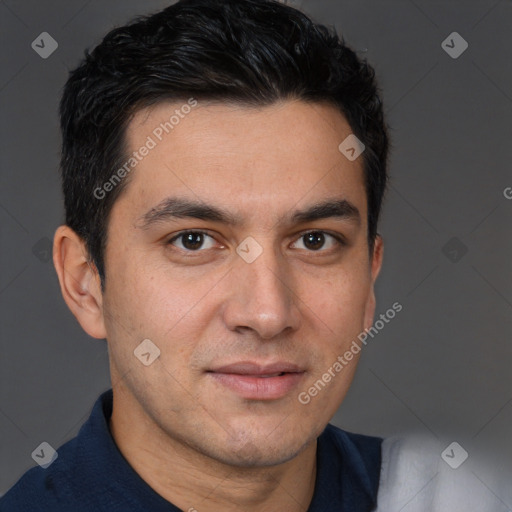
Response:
[1,390,381,511]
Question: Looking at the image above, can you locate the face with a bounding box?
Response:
[99,99,382,467]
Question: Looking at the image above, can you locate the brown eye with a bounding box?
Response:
[291,231,344,252]
[303,232,325,250]
[168,231,216,251]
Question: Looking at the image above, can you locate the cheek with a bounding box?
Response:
[106,247,188,325]
[303,267,371,340]
[103,254,220,368]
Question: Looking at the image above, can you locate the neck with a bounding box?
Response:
[109,385,317,512]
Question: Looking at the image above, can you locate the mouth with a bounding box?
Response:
[206,362,306,400]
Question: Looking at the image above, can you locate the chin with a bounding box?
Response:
[217,440,305,468]
[210,424,315,468]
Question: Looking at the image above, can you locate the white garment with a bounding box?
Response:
[376,436,511,511]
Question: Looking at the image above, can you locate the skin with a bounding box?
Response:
[53,99,383,512]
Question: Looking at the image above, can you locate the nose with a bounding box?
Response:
[221,239,301,340]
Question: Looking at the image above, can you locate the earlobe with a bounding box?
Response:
[53,225,107,339]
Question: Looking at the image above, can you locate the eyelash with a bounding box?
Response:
[166,230,346,253]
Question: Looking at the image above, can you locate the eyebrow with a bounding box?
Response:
[136,196,361,230]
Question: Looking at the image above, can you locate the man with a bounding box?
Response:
[2,0,474,510]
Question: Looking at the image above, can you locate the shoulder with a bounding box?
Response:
[375,435,507,512]
[0,436,80,511]
[317,423,382,508]
[0,391,113,512]
[375,434,439,511]
[321,423,382,472]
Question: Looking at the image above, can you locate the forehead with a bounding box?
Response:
[115,99,367,226]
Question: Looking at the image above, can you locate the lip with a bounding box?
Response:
[210,361,303,375]
[207,361,305,400]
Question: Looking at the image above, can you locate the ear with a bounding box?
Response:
[53,225,107,339]
[363,234,384,331]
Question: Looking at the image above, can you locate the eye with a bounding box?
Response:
[291,231,345,252]
[168,231,217,251]
[166,230,345,254]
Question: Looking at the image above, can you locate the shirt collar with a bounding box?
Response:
[75,389,380,512]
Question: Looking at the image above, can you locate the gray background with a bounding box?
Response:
[1,0,511,503]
